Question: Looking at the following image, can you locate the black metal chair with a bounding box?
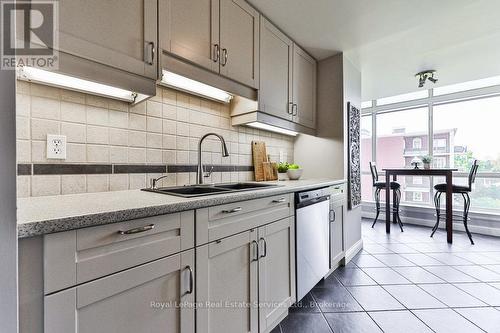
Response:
[431,160,479,244]
[369,162,404,232]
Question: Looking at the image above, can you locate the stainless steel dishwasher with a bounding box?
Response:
[295,187,331,301]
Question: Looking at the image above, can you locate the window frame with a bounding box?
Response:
[361,79,500,214]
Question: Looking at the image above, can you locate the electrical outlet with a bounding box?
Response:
[279,149,285,163]
[46,134,67,159]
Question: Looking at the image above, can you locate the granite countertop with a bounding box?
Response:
[17,178,346,238]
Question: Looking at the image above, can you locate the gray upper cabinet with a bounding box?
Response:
[45,250,195,333]
[58,0,157,79]
[259,18,293,121]
[160,0,259,88]
[219,0,260,88]
[159,0,219,73]
[292,44,317,129]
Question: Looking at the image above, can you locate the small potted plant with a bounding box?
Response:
[277,162,289,181]
[421,155,432,169]
[287,163,303,180]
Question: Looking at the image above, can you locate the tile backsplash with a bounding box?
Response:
[16,81,294,197]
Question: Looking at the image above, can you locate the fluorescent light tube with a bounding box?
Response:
[16,66,148,103]
[247,122,298,136]
[160,70,233,103]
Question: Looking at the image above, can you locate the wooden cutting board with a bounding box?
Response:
[252,141,267,181]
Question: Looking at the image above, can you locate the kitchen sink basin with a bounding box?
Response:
[142,182,278,198]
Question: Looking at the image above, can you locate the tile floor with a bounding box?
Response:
[271,219,500,333]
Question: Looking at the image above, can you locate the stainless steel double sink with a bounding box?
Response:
[142,182,279,198]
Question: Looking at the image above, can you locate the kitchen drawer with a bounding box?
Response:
[196,193,294,245]
[44,211,194,294]
[329,183,346,204]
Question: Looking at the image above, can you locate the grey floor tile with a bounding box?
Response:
[351,254,386,268]
[315,273,344,289]
[453,265,500,282]
[280,313,332,333]
[289,292,320,313]
[418,284,486,307]
[311,286,363,312]
[454,283,500,306]
[369,310,433,333]
[413,309,484,333]
[373,254,416,267]
[455,307,500,333]
[347,286,405,311]
[383,285,446,309]
[363,243,394,254]
[484,265,500,274]
[453,252,500,265]
[333,268,377,286]
[323,312,382,333]
[400,253,445,266]
[423,266,479,283]
[393,266,445,284]
[427,253,475,266]
[362,267,410,285]
[382,243,421,253]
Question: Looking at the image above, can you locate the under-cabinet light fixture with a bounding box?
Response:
[160,70,233,103]
[16,66,149,103]
[247,122,298,136]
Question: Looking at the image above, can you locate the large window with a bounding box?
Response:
[375,108,430,204]
[361,76,500,213]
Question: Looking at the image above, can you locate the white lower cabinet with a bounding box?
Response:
[45,249,195,333]
[257,217,296,333]
[196,217,295,333]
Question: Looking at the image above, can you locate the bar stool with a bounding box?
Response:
[431,160,478,244]
[369,162,404,232]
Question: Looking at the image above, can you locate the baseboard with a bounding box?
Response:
[363,210,500,237]
[343,239,363,264]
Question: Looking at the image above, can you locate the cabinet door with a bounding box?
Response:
[159,0,219,73]
[219,0,260,88]
[45,250,195,333]
[258,217,296,333]
[259,18,293,121]
[197,230,259,333]
[58,0,157,79]
[292,44,317,129]
[330,204,345,267]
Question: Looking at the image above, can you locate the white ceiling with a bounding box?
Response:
[248,0,500,100]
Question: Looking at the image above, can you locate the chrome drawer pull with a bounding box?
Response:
[185,266,194,295]
[118,224,155,235]
[259,237,267,259]
[251,240,259,262]
[222,207,242,214]
[272,197,286,203]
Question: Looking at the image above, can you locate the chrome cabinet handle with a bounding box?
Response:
[288,102,294,114]
[272,197,286,203]
[329,210,336,222]
[221,48,228,66]
[145,41,155,65]
[213,44,220,63]
[292,103,298,116]
[259,237,267,258]
[185,266,194,295]
[118,224,155,235]
[251,240,259,262]
[222,207,242,214]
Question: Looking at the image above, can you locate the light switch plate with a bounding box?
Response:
[46,134,67,159]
